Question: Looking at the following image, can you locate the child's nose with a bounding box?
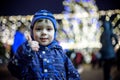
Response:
[42,29,47,34]
[43,29,47,33]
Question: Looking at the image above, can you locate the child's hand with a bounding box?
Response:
[27,34,40,51]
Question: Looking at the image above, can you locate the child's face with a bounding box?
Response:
[33,19,55,46]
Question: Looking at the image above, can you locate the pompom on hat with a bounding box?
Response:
[31,10,57,31]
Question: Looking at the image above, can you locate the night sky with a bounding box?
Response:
[0,0,119,16]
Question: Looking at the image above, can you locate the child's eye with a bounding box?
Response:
[35,27,42,30]
[47,28,53,31]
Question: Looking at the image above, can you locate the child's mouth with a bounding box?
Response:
[40,38,48,42]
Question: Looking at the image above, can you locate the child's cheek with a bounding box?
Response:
[36,31,41,38]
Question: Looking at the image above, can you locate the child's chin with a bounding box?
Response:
[40,42,49,46]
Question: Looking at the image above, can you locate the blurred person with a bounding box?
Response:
[11,21,27,57]
[95,51,102,68]
[116,46,120,71]
[0,41,6,64]
[91,51,97,68]
[73,51,84,69]
[100,18,118,80]
[8,10,81,80]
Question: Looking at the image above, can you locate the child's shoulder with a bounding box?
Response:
[50,40,63,50]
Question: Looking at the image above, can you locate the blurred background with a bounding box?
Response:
[0,0,120,80]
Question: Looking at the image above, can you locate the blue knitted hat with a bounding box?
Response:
[31,10,57,31]
[30,10,58,40]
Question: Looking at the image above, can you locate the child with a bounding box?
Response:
[8,10,81,80]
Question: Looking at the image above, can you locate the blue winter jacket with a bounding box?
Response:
[8,40,80,80]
